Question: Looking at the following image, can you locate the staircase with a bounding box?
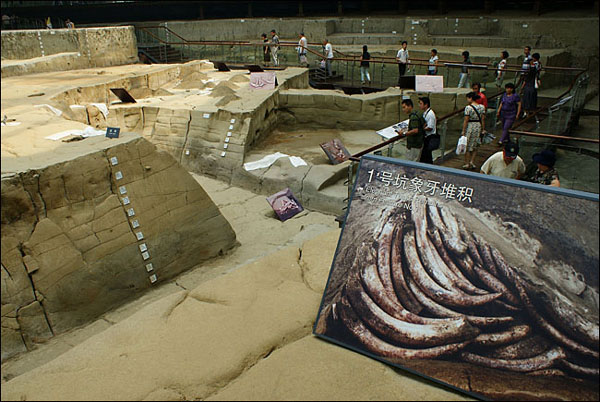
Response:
[136,43,188,64]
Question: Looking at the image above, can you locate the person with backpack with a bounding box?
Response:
[461,92,486,169]
[399,99,425,161]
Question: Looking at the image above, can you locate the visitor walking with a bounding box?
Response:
[418,97,438,164]
[396,41,409,85]
[461,92,486,169]
[65,18,75,29]
[480,142,526,180]
[360,45,371,85]
[323,38,334,77]
[521,54,539,123]
[270,29,280,67]
[458,51,471,88]
[400,99,425,162]
[428,49,438,75]
[495,50,509,88]
[297,32,308,67]
[45,16,53,29]
[496,83,521,145]
[261,33,271,66]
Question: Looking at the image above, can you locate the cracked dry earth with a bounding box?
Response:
[1,175,471,401]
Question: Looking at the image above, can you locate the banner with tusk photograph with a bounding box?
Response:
[314,155,599,401]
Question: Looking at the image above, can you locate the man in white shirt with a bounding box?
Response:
[418,97,437,164]
[480,142,526,179]
[323,39,334,77]
[297,32,308,67]
[396,40,409,86]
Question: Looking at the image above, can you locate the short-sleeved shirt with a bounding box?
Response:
[360,51,370,67]
[500,93,520,117]
[325,43,333,59]
[497,58,507,77]
[298,37,307,54]
[464,103,485,123]
[461,58,471,73]
[428,55,438,72]
[475,91,488,109]
[422,108,436,136]
[521,54,532,73]
[529,168,559,185]
[270,35,280,49]
[397,48,408,63]
[407,112,424,149]
[480,151,526,179]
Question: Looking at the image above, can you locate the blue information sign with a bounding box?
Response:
[106,127,120,139]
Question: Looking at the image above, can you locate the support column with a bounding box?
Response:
[532,0,543,15]
[437,0,448,14]
[337,0,343,15]
[199,5,204,19]
[247,2,253,17]
[398,0,408,14]
[298,1,304,17]
[484,0,493,14]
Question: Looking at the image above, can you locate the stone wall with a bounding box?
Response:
[1,26,138,76]
[1,135,236,361]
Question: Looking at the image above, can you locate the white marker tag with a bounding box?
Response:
[223,143,228,149]
[221,151,226,157]
[115,171,123,180]
[228,125,234,130]
[122,196,130,205]
[139,243,147,252]
[227,131,232,137]
[522,24,528,28]
[185,149,190,155]
[230,118,236,123]
[110,157,118,165]
[149,274,157,283]
[136,231,144,240]
[203,113,210,118]
[131,219,140,228]
[119,186,127,195]
[146,263,154,272]
[142,251,150,261]
[225,137,230,143]
[127,208,135,217]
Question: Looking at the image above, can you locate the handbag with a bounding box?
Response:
[456,135,467,155]
[426,134,441,151]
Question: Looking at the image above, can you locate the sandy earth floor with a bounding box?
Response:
[0,174,471,401]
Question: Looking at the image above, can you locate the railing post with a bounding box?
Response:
[439,120,448,161]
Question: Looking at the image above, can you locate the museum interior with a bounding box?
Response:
[1,1,598,400]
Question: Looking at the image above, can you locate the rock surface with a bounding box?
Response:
[1,134,236,361]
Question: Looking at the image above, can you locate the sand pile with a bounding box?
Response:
[229,74,250,84]
[209,81,239,97]
[174,71,209,89]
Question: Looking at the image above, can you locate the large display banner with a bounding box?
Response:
[314,155,599,400]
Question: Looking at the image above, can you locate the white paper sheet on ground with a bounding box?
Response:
[243,152,307,171]
[90,103,109,119]
[1,121,21,127]
[288,156,307,167]
[45,126,106,141]
[70,105,86,109]
[376,119,409,140]
[34,104,63,116]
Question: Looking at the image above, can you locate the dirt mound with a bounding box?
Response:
[215,93,240,106]
[209,81,239,98]
[229,74,250,83]
[174,72,209,89]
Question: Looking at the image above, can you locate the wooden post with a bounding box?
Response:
[247,2,253,17]
[337,0,343,15]
[298,1,304,17]
[199,5,204,19]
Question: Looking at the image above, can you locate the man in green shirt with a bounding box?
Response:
[400,99,425,161]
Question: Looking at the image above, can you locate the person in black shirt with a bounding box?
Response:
[261,33,270,65]
[360,45,371,85]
